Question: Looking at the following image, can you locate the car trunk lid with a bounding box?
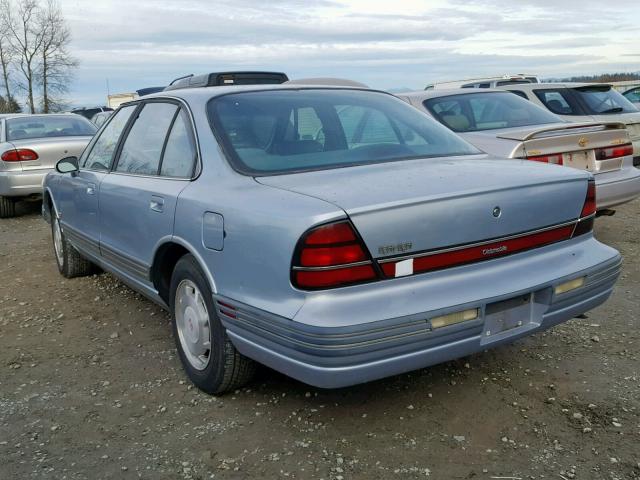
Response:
[496,122,631,174]
[257,155,589,260]
[8,136,92,171]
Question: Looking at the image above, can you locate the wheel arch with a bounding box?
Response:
[42,187,58,224]
[150,237,217,305]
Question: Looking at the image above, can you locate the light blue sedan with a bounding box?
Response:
[42,80,621,394]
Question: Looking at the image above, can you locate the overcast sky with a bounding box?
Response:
[59,0,640,106]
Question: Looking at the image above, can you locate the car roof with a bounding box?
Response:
[136,83,386,104]
[500,82,611,90]
[0,113,83,120]
[398,88,511,100]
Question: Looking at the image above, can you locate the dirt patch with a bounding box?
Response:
[1,198,639,480]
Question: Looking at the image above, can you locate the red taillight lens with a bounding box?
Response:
[573,179,596,237]
[304,222,356,245]
[295,265,377,289]
[300,244,367,267]
[580,180,596,218]
[1,148,39,162]
[595,143,633,160]
[526,153,563,165]
[292,221,377,289]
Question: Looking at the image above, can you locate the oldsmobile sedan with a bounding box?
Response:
[42,82,621,394]
[398,89,640,210]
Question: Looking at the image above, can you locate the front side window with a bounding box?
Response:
[533,89,579,115]
[7,116,96,141]
[115,102,178,175]
[81,105,136,171]
[573,86,638,114]
[424,92,560,132]
[208,89,480,175]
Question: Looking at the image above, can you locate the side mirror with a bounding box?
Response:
[56,156,79,174]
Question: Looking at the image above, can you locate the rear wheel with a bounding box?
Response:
[0,196,16,218]
[51,214,95,278]
[170,254,255,394]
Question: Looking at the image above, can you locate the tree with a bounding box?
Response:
[0,19,15,105]
[36,0,76,112]
[0,93,22,113]
[1,0,46,113]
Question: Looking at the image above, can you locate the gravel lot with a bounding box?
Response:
[1,198,639,480]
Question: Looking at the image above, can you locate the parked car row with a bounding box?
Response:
[34,71,623,394]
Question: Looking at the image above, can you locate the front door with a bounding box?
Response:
[56,105,137,261]
[98,101,197,285]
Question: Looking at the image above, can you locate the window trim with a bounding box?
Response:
[107,97,202,181]
[80,104,139,172]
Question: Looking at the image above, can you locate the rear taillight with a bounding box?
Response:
[1,148,39,162]
[595,143,633,160]
[526,153,563,165]
[573,179,596,237]
[292,221,378,289]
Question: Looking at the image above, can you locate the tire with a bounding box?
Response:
[170,254,255,394]
[0,196,16,218]
[51,214,95,278]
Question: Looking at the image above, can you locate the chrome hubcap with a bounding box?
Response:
[53,217,64,266]
[175,279,211,370]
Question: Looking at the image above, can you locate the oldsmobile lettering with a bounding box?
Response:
[482,245,508,256]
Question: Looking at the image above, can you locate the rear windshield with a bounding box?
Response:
[7,116,97,141]
[207,89,480,175]
[423,91,560,132]
[573,86,638,114]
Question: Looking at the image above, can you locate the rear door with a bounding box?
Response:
[56,105,137,261]
[98,100,197,283]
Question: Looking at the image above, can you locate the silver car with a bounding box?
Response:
[398,89,640,210]
[42,83,620,394]
[0,114,96,217]
[493,83,640,164]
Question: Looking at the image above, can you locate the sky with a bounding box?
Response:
[58,0,640,106]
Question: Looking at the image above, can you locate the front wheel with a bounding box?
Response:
[51,215,95,278]
[170,254,255,394]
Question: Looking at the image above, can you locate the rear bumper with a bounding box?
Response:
[0,169,48,197]
[216,237,621,388]
[595,166,640,209]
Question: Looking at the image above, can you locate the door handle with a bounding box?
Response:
[150,195,165,213]
[86,183,96,195]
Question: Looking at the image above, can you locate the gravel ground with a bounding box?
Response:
[0,198,638,480]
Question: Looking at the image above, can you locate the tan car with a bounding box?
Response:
[493,83,640,165]
[398,89,640,210]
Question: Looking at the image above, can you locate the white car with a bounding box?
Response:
[494,83,640,165]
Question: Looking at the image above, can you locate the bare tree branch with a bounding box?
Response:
[36,0,76,112]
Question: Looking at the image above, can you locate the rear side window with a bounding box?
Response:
[623,87,640,103]
[115,103,178,175]
[160,110,197,178]
[533,89,579,115]
[424,92,560,132]
[7,116,96,141]
[81,105,136,171]
[208,89,480,175]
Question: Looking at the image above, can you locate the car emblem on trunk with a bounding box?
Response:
[492,206,501,218]
[578,137,588,147]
